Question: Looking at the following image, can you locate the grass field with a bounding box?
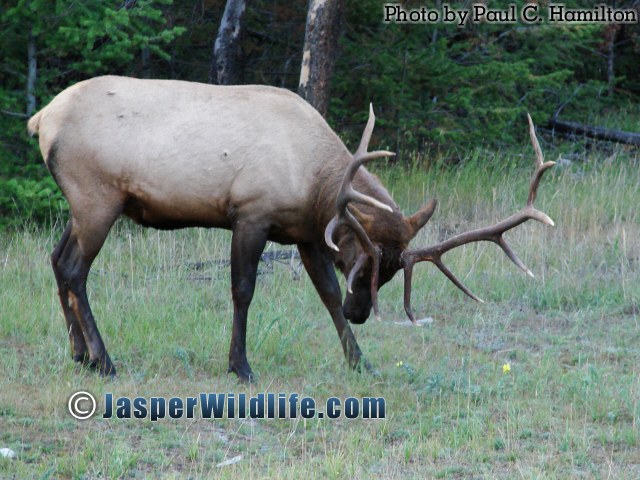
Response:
[1,143,639,479]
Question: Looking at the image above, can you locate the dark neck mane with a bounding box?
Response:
[315,155,410,248]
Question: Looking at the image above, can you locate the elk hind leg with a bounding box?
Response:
[51,220,88,363]
[54,206,120,376]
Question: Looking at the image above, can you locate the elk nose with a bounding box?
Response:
[343,305,369,325]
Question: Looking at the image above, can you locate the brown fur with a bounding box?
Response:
[29,76,432,381]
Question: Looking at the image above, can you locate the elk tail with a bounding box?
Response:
[27,110,42,137]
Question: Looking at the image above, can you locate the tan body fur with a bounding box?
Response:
[29,76,553,381]
[30,76,401,244]
[29,76,422,380]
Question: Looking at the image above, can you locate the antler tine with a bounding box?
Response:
[340,104,395,214]
[355,103,377,156]
[355,103,394,159]
[326,104,396,251]
[324,216,341,252]
[528,113,544,168]
[324,104,395,322]
[527,113,556,207]
[401,114,555,323]
[346,253,369,294]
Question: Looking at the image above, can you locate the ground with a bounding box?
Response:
[1,147,638,478]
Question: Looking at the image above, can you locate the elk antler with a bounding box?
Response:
[400,114,555,325]
[324,104,395,320]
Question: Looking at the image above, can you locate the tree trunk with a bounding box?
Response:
[27,30,37,116]
[298,0,344,117]
[141,47,151,78]
[605,24,618,96]
[210,0,248,85]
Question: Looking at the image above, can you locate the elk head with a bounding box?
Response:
[326,106,555,325]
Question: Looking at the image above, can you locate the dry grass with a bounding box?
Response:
[1,144,639,479]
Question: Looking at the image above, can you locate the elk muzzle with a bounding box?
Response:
[343,288,372,324]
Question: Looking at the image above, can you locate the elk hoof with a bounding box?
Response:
[99,362,117,377]
[356,358,381,378]
[228,362,255,384]
[85,354,116,377]
[72,351,90,364]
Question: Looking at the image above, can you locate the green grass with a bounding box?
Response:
[1,145,639,479]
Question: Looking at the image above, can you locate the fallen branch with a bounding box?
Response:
[187,250,301,271]
[1,109,29,118]
[548,118,640,146]
[185,249,303,280]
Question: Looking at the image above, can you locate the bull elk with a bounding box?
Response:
[28,76,554,382]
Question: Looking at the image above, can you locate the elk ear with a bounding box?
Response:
[348,205,375,232]
[406,199,437,238]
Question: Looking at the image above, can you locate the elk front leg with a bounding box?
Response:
[297,242,373,373]
[227,221,269,383]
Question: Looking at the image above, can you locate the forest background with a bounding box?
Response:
[1,0,639,226]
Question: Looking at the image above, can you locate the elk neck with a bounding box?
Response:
[314,153,411,250]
